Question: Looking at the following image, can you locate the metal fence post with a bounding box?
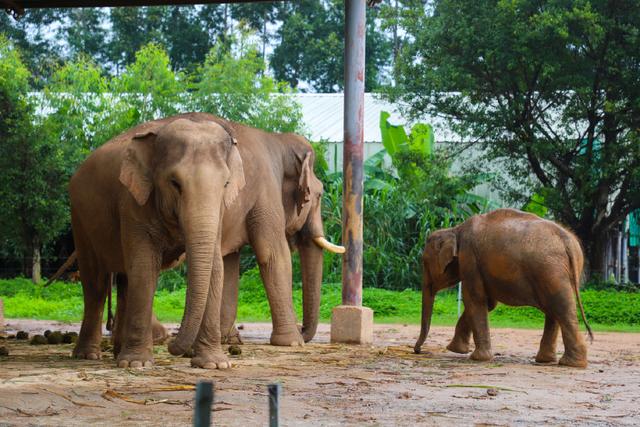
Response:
[194,380,214,427]
[268,383,281,427]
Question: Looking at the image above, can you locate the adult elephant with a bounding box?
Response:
[209,115,344,346]
[116,112,342,349]
[71,117,244,369]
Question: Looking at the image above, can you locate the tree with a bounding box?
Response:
[65,8,108,63]
[111,43,184,126]
[231,2,279,63]
[0,37,69,282]
[391,0,640,279]
[271,0,391,92]
[190,32,303,133]
[108,7,166,71]
[0,9,67,85]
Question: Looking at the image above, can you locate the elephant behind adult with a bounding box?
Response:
[70,117,244,369]
[414,209,593,367]
[186,113,343,346]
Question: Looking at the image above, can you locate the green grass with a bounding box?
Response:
[1,272,639,332]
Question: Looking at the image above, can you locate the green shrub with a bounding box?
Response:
[3,277,636,331]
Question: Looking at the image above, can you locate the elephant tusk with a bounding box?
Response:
[312,236,346,254]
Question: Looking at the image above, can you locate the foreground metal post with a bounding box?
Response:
[268,383,281,427]
[342,0,366,306]
[331,0,374,344]
[194,380,214,427]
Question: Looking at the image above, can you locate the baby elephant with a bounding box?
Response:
[414,209,593,367]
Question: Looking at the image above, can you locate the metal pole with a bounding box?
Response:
[268,383,281,427]
[342,0,366,306]
[193,381,214,427]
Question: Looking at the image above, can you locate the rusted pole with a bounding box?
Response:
[342,0,366,306]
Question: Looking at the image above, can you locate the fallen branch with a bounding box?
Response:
[445,384,527,394]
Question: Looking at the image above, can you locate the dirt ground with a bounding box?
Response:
[0,320,639,426]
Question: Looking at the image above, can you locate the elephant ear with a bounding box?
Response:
[119,130,157,206]
[224,140,245,209]
[296,151,312,215]
[438,233,458,274]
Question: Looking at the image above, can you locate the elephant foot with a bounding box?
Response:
[446,339,471,354]
[116,347,154,368]
[222,327,243,345]
[535,350,558,364]
[152,321,169,345]
[270,329,304,347]
[559,354,587,368]
[191,351,231,370]
[470,348,493,362]
[73,342,101,360]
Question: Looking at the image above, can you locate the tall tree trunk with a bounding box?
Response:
[24,236,42,283]
[31,244,41,284]
[583,231,608,282]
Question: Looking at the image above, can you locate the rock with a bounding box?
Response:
[30,335,47,345]
[487,388,499,397]
[237,324,244,330]
[0,346,8,356]
[47,331,64,344]
[228,345,242,356]
[62,332,78,344]
[44,330,52,338]
[16,331,29,340]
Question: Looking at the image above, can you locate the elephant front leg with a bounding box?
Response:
[116,240,160,368]
[252,230,303,347]
[191,248,230,369]
[535,314,559,363]
[220,252,243,345]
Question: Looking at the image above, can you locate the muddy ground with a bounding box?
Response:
[0,320,639,426]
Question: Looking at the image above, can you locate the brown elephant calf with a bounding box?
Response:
[414,208,593,368]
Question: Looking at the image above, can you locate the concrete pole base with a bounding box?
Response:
[330,305,374,344]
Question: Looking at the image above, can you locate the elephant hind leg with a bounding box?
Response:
[220,252,242,345]
[74,260,109,360]
[447,310,472,354]
[112,274,127,357]
[535,314,559,363]
[547,288,588,368]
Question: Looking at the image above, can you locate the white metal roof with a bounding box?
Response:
[293,93,406,143]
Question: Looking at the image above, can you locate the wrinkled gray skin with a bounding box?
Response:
[415,209,592,368]
[154,113,339,349]
[70,117,244,369]
[210,114,342,346]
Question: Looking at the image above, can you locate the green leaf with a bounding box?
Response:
[379,110,408,157]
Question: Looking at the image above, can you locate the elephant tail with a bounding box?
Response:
[44,251,78,288]
[565,235,594,343]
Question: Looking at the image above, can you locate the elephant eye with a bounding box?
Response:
[170,178,182,194]
[224,181,229,188]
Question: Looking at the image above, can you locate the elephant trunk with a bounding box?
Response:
[299,239,324,342]
[168,213,219,356]
[414,283,435,354]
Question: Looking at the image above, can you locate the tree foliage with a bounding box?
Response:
[190,33,302,133]
[391,0,640,277]
[0,36,69,281]
[270,0,392,92]
[0,33,303,279]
